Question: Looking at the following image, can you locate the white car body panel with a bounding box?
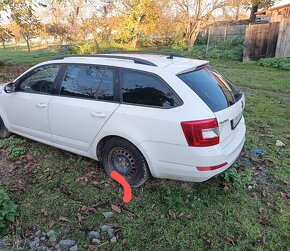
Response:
[48,96,120,151]
[0,92,53,142]
[0,54,246,183]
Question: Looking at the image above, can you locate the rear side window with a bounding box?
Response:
[60,65,105,99]
[178,66,242,112]
[121,69,179,108]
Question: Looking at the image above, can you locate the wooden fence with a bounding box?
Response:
[243,22,280,61]
[275,17,290,57]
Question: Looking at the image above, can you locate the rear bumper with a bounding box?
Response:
[139,117,246,182]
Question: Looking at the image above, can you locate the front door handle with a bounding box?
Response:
[36,103,47,108]
[91,112,106,118]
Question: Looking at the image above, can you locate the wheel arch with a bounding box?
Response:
[95,134,157,177]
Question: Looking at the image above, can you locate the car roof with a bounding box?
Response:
[48,54,209,75]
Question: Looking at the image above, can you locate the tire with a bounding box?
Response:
[102,138,150,187]
[0,117,11,139]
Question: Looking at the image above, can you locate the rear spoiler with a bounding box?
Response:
[176,63,209,75]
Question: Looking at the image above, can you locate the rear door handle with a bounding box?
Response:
[91,112,106,118]
[35,103,47,108]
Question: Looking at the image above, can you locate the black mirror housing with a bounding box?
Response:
[4,83,15,93]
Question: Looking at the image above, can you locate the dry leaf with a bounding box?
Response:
[168,210,176,219]
[280,191,287,198]
[283,180,290,185]
[48,220,55,228]
[179,212,194,219]
[75,176,85,183]
[225,236,235,245]
[41,208,48,217]
[260,216,270,225]
[77,213,84,223]
[59,216,70,222]
[111,204,122,214]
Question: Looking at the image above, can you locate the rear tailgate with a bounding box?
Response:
[177,65,245,147]
[215,95,245,148]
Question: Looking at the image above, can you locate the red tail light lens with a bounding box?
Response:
[181,118,219,147]
[197,162,227,171]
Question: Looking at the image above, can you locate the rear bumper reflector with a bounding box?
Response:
[196,162,228,171]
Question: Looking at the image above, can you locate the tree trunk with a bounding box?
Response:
[235,4,240,21]
[250,5,258,22]
[131,37,139,49]
[22,32,31,52]
[25,37,31,52]
[2,42,5,49]
[187,31,199,52]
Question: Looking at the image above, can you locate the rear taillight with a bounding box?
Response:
[181,118,219,147]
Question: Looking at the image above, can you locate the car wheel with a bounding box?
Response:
[0,117,11,139]
[102,138,150,187]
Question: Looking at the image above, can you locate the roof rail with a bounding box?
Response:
[54,54,157,67]
[102,50,187,59]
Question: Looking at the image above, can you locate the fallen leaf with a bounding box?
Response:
[179,212,194,219]
[260,216,270,225]
[77,213,84,223]
[48,220,55,228]
[77,176,84,182]
[41,208,48,217]
[160,213,165,219]
[283,180,290,185]
[81,206,97,213]
[59,216,70,222]
[250,157,262,163]
[111,204,122,214]
[225,236,235,245]
[280,191,288,198]
[168,210,176,219]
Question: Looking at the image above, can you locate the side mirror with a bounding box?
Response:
[4,83,15,93]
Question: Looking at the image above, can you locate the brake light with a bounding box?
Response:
[181,118,219,147]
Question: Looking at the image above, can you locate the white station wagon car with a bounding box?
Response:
[0,54,245,186]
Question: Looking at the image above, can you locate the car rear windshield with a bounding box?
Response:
[177,66,242,112]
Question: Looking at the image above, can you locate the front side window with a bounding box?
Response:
[121,70,178,108]
[17,64,61,94]
[60,65,105,99]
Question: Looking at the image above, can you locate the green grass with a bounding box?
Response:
[0,47,289,250]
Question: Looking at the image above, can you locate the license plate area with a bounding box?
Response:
[231,113,242,130]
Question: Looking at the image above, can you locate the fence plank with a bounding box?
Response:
[266,22,280,57]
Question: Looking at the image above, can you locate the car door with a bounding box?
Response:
[48,64,120,151]
[1,64,62,142]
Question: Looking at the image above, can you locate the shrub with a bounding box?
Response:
[71,41,98,54]
[0,189,17,229]
[257,57,290,71]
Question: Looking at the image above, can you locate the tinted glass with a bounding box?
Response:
[60,65,105,99]
[18,65,60,94]
[178,66,241,112]
[97,68,115,101]
[121,70,178,108]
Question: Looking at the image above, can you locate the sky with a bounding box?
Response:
[274,0,290,7]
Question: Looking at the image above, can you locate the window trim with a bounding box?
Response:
[119,68,183,109]
[14,63,63,95]
[13,62,183,108]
